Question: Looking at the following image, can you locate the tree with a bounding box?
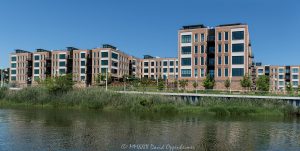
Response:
[179,80,188,91]
[224,78,231,91]
[202,77,215,89]
[157,81,165,91]
[96,73,111,86]
[43,74,74,94]
[256,75,270,93]
[286,82,293,95]
[193,81,198,90]
[240,75,251,92]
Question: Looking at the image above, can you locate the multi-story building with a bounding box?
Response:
[256,65,300,92]
[32,49,52,84]
[90,44,131,85]
[178,23,253,90]
[140,55,178,81]
[9,49,33,87]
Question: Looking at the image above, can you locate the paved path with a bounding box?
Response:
[117,91,300,100]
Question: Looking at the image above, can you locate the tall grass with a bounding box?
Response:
[0,87,297,116]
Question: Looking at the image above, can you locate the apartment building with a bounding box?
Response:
[178,23,253,90]
[32,49,51,84]
[140,55,178,81]
[256,65,300,91]
[90,44,131,85]
[72,49,91,86]
[9,50,33,87]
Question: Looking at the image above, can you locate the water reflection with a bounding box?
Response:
[0,109,299,151]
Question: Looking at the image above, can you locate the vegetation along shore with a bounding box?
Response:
[0,75,299,116]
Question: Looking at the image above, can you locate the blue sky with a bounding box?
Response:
[0,0,299,68]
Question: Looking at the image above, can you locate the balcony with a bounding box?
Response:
[207,36,215,42]
[208,47,215,54]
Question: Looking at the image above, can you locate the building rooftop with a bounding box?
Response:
[217,23,246,27]
[15,49,31,54]
[36,49,50,52]
[181,24,206,30]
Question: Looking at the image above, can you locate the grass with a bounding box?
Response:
[0,87,298,116]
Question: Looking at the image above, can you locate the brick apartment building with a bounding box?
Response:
[178,23,253,90]
[8,23,297,92]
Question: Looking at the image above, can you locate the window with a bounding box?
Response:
[232,56,244,64]
[34,69,39,74]
[11,63,16,68]
[293,81,299,86]
[59,61,66,67]
[218,68,221,77]
[279,75,284,79]
[194,46,198,54]
[225,32,228,40]
[176,68,178,73]
[232,43,244,52]
[279,68,284,73]
[11,56,16,61]
[292,68,299,73]
[225,44,228,52]
[101,52,108,58]
[34,62,39,67]
[201,57,204,65]
[225,56,228,65]
[81,61,85,66]
[81,76,85,81]
[258,69,264,73]
[170,61,174,66]
[81,53,86,58]
[11,70,16,74]
[181,69,191,77]
[194,34,198,42]
[163,61,168,66]
[201,45,205,53]
[225,68,228,77]
[144,68,148,73]
[151,62,154,66]
[112,61,118,67]
[59,54,66,59]
[218,57,222,65]
[81,68,85,74]
[101,68,107,73]
[112,53,118,59]
[195,57,198,65]
[181,58,191,66]
[194,68,198,77]
[101,60,108,65]
[144,62,148,67]
[181,46,191,54]
[59,69,66,74]
[279,81,284,86]
[292,75,298,79]
[163,68,168,73]
[181,35,191,43]
[232,31,244,40]
[232,68,244,76]
[201,68,205,77]
[11,76,16,81]
[170,68,174,73]
[218,44,222,53]
[34,55,40,60]
[218,32,222,41]
[201,34,205,41]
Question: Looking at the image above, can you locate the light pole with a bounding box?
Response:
[106,68,108,91]
[196,76,198,94]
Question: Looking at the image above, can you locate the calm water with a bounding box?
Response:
[0,109,300,151]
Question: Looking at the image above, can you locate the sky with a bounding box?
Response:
[0,0,299,68]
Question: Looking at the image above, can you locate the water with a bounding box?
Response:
[0,109,300,151]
